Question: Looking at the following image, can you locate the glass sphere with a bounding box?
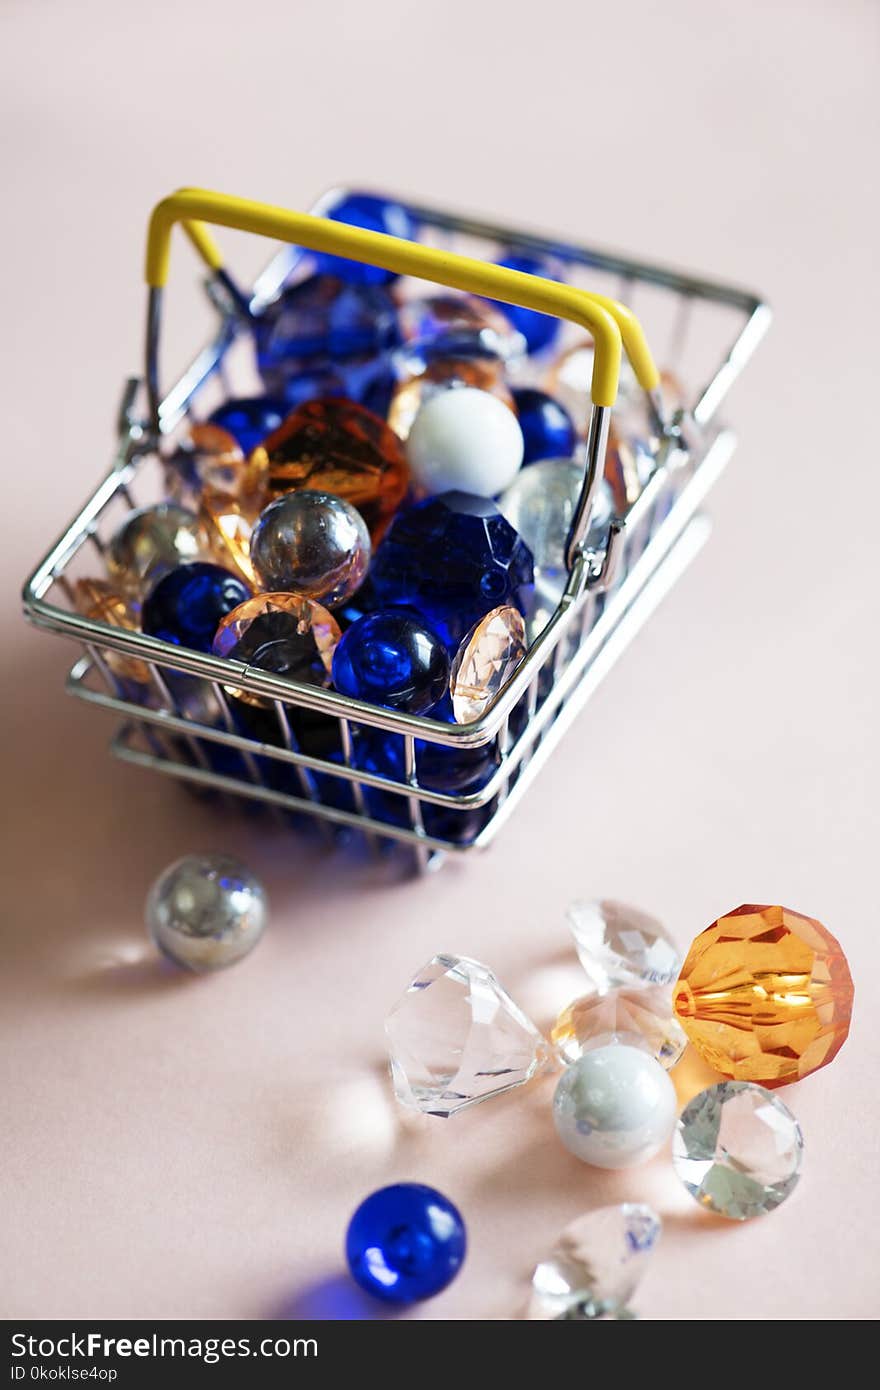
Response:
[146,853,268,972]
[346,1183,466,1303]
[250,490,371,606]
[107,503,204,596]
[493,253,564,354]
[512,387,576,465]
[247,397,408,543]
[207,396,288,456]
[332,611,449,714]
[141,562,252,653]
[553,1045,677,1170]
[370,492,534,650]
[318,193,417,285]
[406,386,524,499]
[212,593,341,703]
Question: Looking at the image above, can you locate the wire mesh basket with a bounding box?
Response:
[22,187,770,869]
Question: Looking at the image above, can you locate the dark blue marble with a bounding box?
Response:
[206,395,288,455]
[370,492,534,650]
[346,1184,466,1303]
[493,253,563,354]
[512,386,576,464]
[141,564,251,654]
[332,612,449,715]
[318,194,417,286]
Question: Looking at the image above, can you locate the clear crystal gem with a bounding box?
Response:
[528,1203,661,1319]
[672,1081,804,1220]
[568,899,681,992]
[552,985,687,1069]
[449,605,527,723]
[385,954,553,1117]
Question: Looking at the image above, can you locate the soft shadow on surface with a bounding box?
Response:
[274,1274,404,1321]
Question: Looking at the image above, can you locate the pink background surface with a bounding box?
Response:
[2,0,878,1321]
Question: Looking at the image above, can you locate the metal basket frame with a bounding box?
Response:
[22,189,770,868]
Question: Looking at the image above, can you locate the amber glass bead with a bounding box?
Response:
[73,578,150,683]
[673,904,854,1088]
[388,355,514,441]
[247,398,408,542]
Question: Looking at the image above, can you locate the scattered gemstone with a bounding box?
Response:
[673,903,854,1088]
[567,899,681,993]
[673,1081,804,1220]
[370,491,534,650]
[247,397,408,542]
[346,1183,466,1303]
[552,985,687,1069]
[385,953,553,1117]
[141,562,252,653]
[106,503,204,596]
[250,490,371,606]
[528,1203,661,1319]
[449,605,527,723]
[332,610,449,714]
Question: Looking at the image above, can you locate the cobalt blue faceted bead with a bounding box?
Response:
[142,564,251,653]
[370,493,534,650]
[332,611,449,715]
[207,396,288,456]
[493,254,563,354]
[512,387,576,465]
[346,1183,466,1303]
[318,194,417,285]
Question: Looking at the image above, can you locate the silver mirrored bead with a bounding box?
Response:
[146,853,268,971]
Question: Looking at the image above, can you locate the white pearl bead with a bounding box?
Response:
[553,1044,677,1169]
[406,387,524,498]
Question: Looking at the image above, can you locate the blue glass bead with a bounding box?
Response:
[255,274,399,398]
[332,612,449,715]
[512,387,576,465]
[493,254,564,354]
[142,563,251,653]
[346,1183,466,1303]
[318,194,417,286]
[370,492,535,650]
[207,396,288,456]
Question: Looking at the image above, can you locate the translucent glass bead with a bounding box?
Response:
[370,492,534,650]
[406,386,524,498]
[212,593,340,697]
[396,293,525,359]
[449,605,527,723]
[198,492,258,588]
[207,395,288,456]
[552,985,688,1069]
[332,611,449,714]
[318,193,417,285]
[528,1203,661,1319]
[141,562,252,653]
[250,490,371,606]
[493,252,564,354]
[345,1183,466,1303]
[73,578,150,684]
[553,1044,677,1169]
[512,387,576,465]
[107,503,204,596]
[247,397,409,542]
[567,898,682,992]
[387,345,514,440]
[146,853,267,972]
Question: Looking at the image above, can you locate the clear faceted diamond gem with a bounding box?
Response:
[568,898,681,993]
[673,1081,804,1220]
[552,985,688,1069]
[449,605,527,723]
[528,1203,661,1320]
[385,954,553,1117]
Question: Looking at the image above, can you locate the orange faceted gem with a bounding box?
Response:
[673,904,853,1088]
[247,398,408,542]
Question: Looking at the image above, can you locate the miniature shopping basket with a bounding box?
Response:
[22,187,770,869]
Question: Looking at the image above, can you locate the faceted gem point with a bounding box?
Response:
[528,1202,661,1319]
[567,899,682,993]
[449,605,526,723]
[552,985,687,1069]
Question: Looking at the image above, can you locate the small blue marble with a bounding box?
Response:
[318,194,417,285]
[493,253,564,354]
[332,611,449,715]
[207,395,288,454]
[370,492,534,650]
[346,1183,466,1303]
[512,387,576,465]
[142,564,251,653]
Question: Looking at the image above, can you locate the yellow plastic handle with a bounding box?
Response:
[146,188,660,406]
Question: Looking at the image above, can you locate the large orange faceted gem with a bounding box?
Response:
[247,398,408,542]
[673,904,853,1088]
